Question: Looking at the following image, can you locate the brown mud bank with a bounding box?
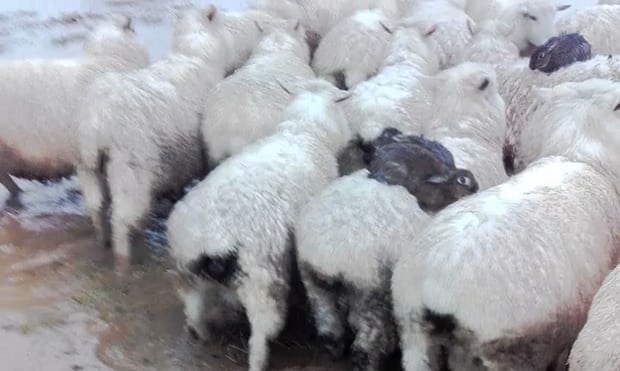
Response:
[0,207,351,370]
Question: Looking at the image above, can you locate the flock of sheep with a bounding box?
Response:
[2,0,620,370]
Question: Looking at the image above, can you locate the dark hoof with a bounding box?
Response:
[318,334,348,361]
[351,348,371,371]
[4,194,23,210]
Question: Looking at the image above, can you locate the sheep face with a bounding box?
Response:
[278,79,352,152]
[503,1,570,53]
[529,33,592,74]
[253,19,311,63]
[431,62,506,127]
[384,19,440,70]
[81,14,148,64]
[518,79,620,173]
[369,142,479,212]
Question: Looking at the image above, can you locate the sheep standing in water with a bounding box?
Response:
[77,8,229,269]
[0,15,148,209]
[167,79,352,371]
[296,132,477,370]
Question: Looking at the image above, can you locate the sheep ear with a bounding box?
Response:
[557,4,571,11]
[333,89,351,103]
[426,174,450,184]
[467,19,477,36]
[380,21,393,34]
[203,4,218,22]
[123,16,133,32]
[532,86,554,102]
[423,24,437,37]
[276,79,293,96]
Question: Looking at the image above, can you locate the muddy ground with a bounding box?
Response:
[0,181,354,371]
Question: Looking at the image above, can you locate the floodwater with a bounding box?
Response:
[0,0,601,370]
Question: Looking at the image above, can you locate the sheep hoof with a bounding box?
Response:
[318,334,348,361]
[113,254,131,276]
[4,194,23,210]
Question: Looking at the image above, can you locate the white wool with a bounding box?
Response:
[167,83,351,371]
[407,1,476,66]
[0,15,148,192]
[171,5,284,73]
[392,79,620,370]
[297,169,429,289]
[568,264,620,371]
[466,0,570,52]
[393,156,620,370]
[311,9,394,89]
[599,0,620,4]
[499,56,620,174]
[251,0,408,37]
[77,21,229,264]
[556,5,620,55]
[424,62,508,190]
[343,19,441,142]
[459,19,520,65]
[517,79,620,180]
[296,169,429,367]
[201,22,315,164]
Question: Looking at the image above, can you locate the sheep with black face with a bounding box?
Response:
[295,132,478,371]
[529,33,592,73]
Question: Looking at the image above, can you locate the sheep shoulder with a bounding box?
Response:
[297,169,428,289]
[394,156,620,342]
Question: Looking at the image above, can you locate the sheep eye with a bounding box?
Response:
[614,102,620,111]
[478,78,490,91]
[457,176,471,186]
[524,13,538,21]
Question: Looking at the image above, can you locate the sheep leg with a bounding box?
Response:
[77,167,111,248]
[399,309,433,371]
[300,267,349,359]
[238,274,288,371]
[107,158,153,272]
[0,172,23,209]
[348,290,398,371]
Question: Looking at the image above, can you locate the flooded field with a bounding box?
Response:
[0,0,600,370]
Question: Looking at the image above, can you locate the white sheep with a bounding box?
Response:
[406,0,477,67]
[599,0,620,4]
[0,14,149,209]
[556,5,620,55]
[296,136,479,369]
[568,264,620,371]
[252,0,408,37]
[311,8,395,90]
[466,0,571,53]
[498,54,620,174]
[167,79,352,371]
[458,19,520,65]
[424,62,508,190]
[77,12,230,269]
[171,5,284,74]
[392,79,620,371]
[337,18,441,176]
[201,20,315,165]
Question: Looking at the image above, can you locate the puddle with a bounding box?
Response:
[0,176,350,370]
